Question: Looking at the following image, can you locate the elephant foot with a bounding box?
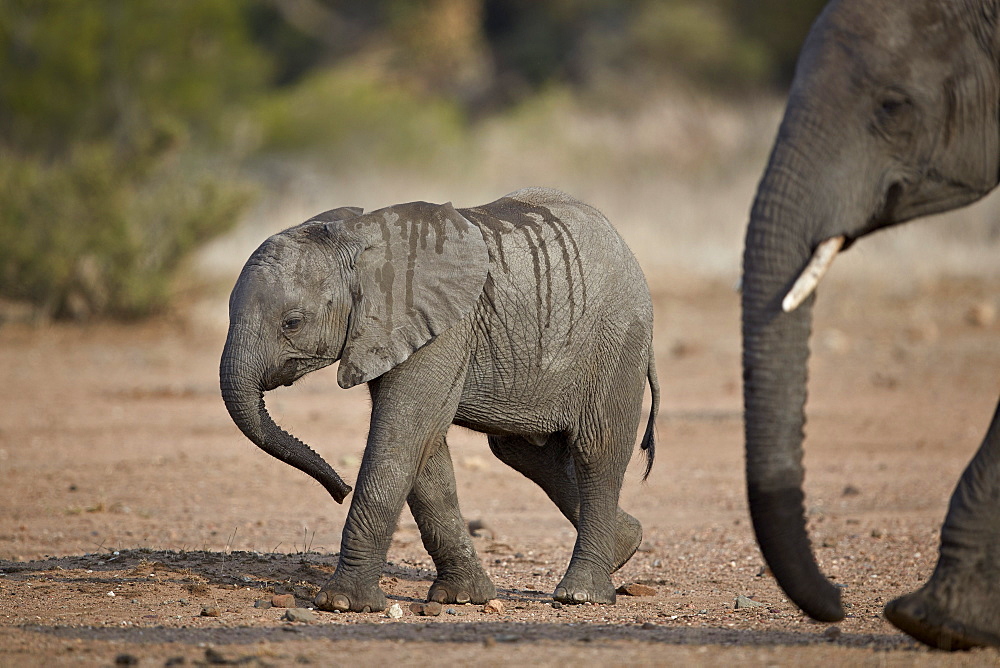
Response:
[314,579,388,613]
[611,511,643,573]
[885,582,1000,650]
[427,570,496,605]
[553,567,616,605]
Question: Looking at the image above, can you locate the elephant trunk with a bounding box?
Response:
[741,138,844,622]
[220,327,352,504]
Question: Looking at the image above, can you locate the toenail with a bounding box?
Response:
[457,593,470,604]
[315,592,328,606]
[573,592,587,602]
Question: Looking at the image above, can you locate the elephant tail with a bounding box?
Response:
[640,354,660,481]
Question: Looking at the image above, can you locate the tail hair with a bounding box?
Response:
[640,355,660,481]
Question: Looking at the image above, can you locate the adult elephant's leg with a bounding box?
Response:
[885,397,1000,650]
[488,434,642,572]
[407,437,496,604]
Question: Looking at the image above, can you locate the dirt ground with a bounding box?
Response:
[1,252,999,666]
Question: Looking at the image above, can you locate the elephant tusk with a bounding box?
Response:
[782,236,845,312]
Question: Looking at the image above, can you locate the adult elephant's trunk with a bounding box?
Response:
[220,327,352,504]
[741,134,844,622]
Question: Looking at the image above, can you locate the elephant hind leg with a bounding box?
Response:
[488,433,642,594]
[487,434,641,572]
[885,397,1000,650]
[408,437,495,605]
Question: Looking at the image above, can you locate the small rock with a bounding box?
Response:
[271,593,296,608]
[483,599,505,614]
[204,648,229,664]
[467,519,493,539]
[445,607,458,615]
[823,625,843,641]
[641,622,658,630]
[842,484,861,497]
[734,595,766,610]
[551,601,562,610]
[253,599,273,609]
[114,654,138,666]
[871,528,885,539]
[200,606,221,617]
[966,302,997,328]
[282,608,317,623]
[410,601,443,616]
[386,603,403,619]
[616,583,657,597]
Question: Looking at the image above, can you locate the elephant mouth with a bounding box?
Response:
[266,356,338,391]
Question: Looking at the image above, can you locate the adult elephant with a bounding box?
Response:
[741,0,1000,650]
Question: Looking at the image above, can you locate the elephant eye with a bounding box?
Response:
[875,93,913,123]
[282,316,303,333]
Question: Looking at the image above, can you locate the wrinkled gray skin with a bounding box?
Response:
[742,0,1000,650]
[221,187,659,613]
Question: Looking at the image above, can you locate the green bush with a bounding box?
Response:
[0,0,265,320]
[254,64,466,163]
[0,137,252,320]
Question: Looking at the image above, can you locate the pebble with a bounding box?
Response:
[483,599,505,614]
[966,302,997,328]
[823,625,842,640]
[616,583,657,597]
[253,599,272,609]
[200,606,221,617]
[409,601,442,616]
[282,608,317,623]
[467,519,494,539]
[734,595,766,610]
[386,603,404,619]
[270,594,296,608]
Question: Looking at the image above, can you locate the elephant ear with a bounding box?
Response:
[332,201,488,389]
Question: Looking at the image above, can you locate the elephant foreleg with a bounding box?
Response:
[487,434,643,574]
[314,340,469,613]
[885,396,1000,650]
[407,437,496,605]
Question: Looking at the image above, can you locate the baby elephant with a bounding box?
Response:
[220,187,659,612]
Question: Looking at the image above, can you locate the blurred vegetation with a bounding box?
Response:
[0,0,827,321]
